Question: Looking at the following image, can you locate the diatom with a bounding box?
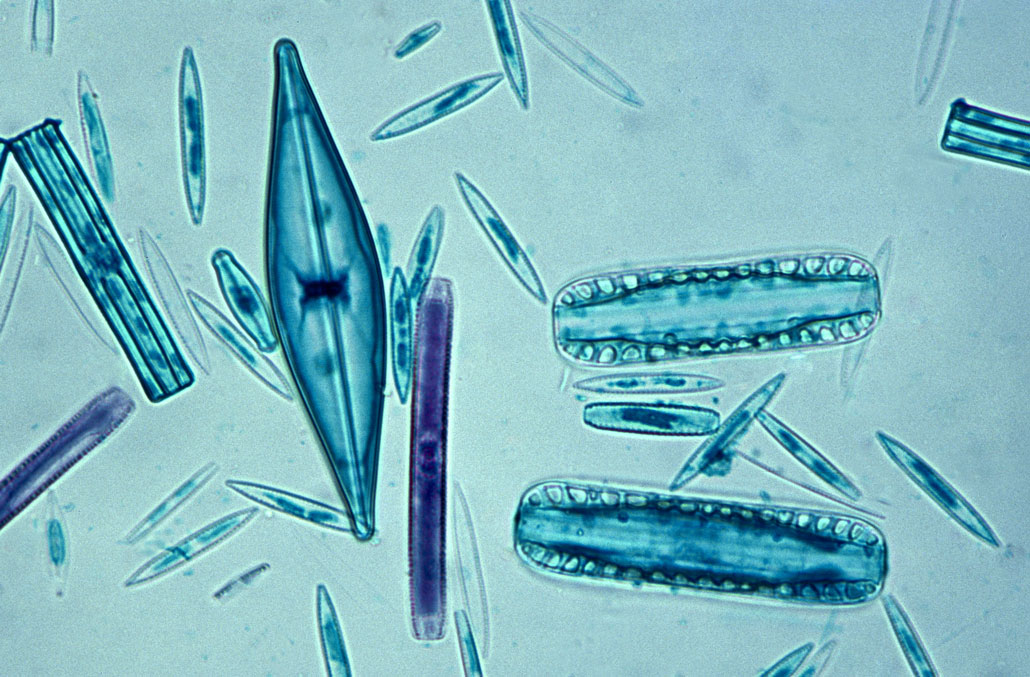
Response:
[553,252,880,366]
[212,562,270,602]
[519,10,643,107]
[29,0,54,55]
[913,0,961,106]
[514,480,887,605]
[122,462,219,545]
[756,410,861,501]
[572,371,724,395]
[405,205,444,307]
[0,387,135,534]
[394,21,442,59]
[882,594,938,676]
[940,98,1030,171]
[390,267,413,404]
[316,584,353,677]
[76,71,116,202]
[408,278,453,641]
[797,640,837,677]
[583,402,719,436]
[179,46,206,225]
[45,490,69,598]
[375,223,391,272]
[0,186,16,269]
[0,208,33,347]
[482,0,529,108]
[266,40,387,541]
[370,73,503,141]
[211,248,277,353]
[453,483,490,659]
[840,236,893,400]
[758,641,813,677]
[225,479,353,533]
[454,610,484,677]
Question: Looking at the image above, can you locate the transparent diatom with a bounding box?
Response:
[553,252,880,366]
[0,206,31,348]
[758,641,813,677]
[179,46,206,225]
[454,610,484,677]
[513,480,886,606]
[211,248,277,353]
[370,73,503,141]
[0,186,16,270]
[572,371,723,395]
[940,98,1030,171]
[225,479,353,533]
[453,482,490,659]
[797,640,837,677]
[76,71,116,202]
[316,584,353,677]
[122,462,218,545]
[405,205,444,307]
[394,21,442,59]
[913,0,961,107]
[582,402,719,436]
[882,594,938,676]
[840,236,893,400]
[30,0,54,55]
[482,0,528,108]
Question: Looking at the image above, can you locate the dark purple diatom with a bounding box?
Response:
[0,386,135,534]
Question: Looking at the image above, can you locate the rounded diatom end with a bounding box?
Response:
[274,38,299,61]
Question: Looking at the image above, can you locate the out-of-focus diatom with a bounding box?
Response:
[876,431,999,547]
[796,640,837,677]
[375,223,391,272]
[7,120,193,402]
[186,290,293,401]
[30,0,54,55]
[409,278,453,641]
[913,0,961,106]
[266,39,387,541]
[45,490,69,597]
[453,482,490,659]
[225,479,352,533]
[514,480,887,605]
[138,229,211,375]
[519,10,643,107]
[455,173,546,303]
[211,248,277,353]
[122,462,219,545]
[179,47,206,225]
[940,98,1030,171]
[882,594,937,676]
[390,267,413,404]
[405,205,444,307]
[554,253,880,366]
[482,0,528,108]
[572,372,723,395]
[316,584,353,677]
[0,387,135,534]
[124,507,257,587]
[758,641,813,677]
[0,208,32,347]
[454,610,484,677]
[369,73,503,141]
[394,21,442,59]
[756,410,861,501]
[583,402,719,436]
[670,373,785,491]
[0,186,16,269]
[840,237,893,400]
[76,72,116,202]
[212,562,270,602]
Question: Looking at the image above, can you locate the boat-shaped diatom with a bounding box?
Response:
[513,480,887,605]
[553,252,880,366]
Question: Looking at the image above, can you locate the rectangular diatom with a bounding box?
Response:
[940,98,1030,170]
[514,480,887,605]
[582,402,719,436]
[553,253,880,366]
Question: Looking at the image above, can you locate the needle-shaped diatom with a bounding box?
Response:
[45,490,69,598]
[29,0,54,55]
[0,186,16,269]
[876,431,999,547]
[670,373,785,491]
[758,641,813,677]
[316,584,353,677]
[394,21,442,59]
[840,237,893,400]
[913,0,961,106]
[211,248,277,353]
[572,372,724,395]
[212,562,270,602]
[520,10,643,107]
[390,267,414,404]
[940,98,1030,171]
[482,0,528,108]
[882,594,938,676]
[225,479,352,533]
[453,483,490,659]
[455,172,546,303]
[124,507,257,587]
[76,71,116,202]
[376,223,391,272]
[178,46,206,225]
[756,410,861,501]
[121,462,219,545]
[583,402,719,436]
[370,73,504,141]
[0,207,32,347]
[186,290,293,401]
[454,610,484,677]
[796,640,837,677]
[405,205,444,307]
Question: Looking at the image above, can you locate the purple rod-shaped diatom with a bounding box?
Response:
[0,386,135,534]
[408,277,454,641]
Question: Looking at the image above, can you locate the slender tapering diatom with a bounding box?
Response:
[940,98,1030,171]
[520,10,643,107]
[583,402,719,436]
[882,594,937,676]
[76,72,116,202]
[179,46,206,225]
[572,371,723,395]
[122,462,219,545]
[266,39,386,541]
[482,0,528,108]
[213,562,270,602]
[370,73,504,141]
[554,253,880,366]
[876,431,999,547]
[454,610,484,677]
[390,267,414,404]
[797,640,837,677]
[453,482,490,659]
[0,387,135,534]
[758,641,813,677]
[29,0,54,55]
[211,248,277,352]
[405,205,444,307]
[45,490,69,597]
[375,223,391,272]
[840,236,893,400]
[316,584,353,677]
[394,21,442,59]
[913,0,961,106]
[225,479,353,533]
[0,186,16,269]
[756,410,861,501]
[0,208,32,347]
[7,120,193,402]
[514,480,887,605]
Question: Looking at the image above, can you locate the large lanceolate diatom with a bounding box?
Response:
[553,252,880,366]
[513,480,887,606]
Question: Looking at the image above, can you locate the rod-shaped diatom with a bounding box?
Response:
[0,387,135,534]
[455,172,546,303]
[453,482,490,659]
[454,610,484,677]
[670,373,785,491]
[7,120,194,402]
[0,207,32,347]
[876,431,999,547]
[178,46,206,225]
[519,10,643,108]
[796,640,837,677]
[514,480,887,605]
[756,410,861,501]
[138,229,210,375]
[409,278,454,641]
[375,223,391,272]
[187,289,293,401]
[45,490,69,597]
[583,402,719,436]
[369,73,504,141]
[572,372,723,395]
[76,72,116,202]
[122,462,219,545]
[554,253,880,367]
[124,507,257,587]
[940,98,1030,171]
[758,641,813,677]
[211,248,277,352]
[390,267,414,404]
[0,186,16,269]
[212,562,270,602]
[405,205,444,307]
[316,584,353,677]
[225,479,352,533]
[29,0,54,55]
[266,39,387,541]
[394,21,442,59]
[840,237,893,400]
[482,0,528,108]
[913,0,961,106]
[882,594,938,676]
